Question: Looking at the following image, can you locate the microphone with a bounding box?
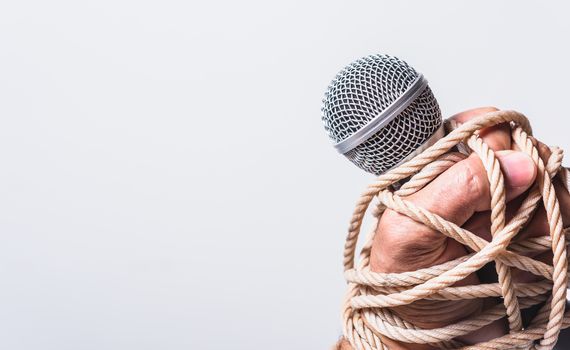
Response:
[321,54,445,175]
[322,55,570,349]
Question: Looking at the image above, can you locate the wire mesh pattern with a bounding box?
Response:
[321,54,442,175]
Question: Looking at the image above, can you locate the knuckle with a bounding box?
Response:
[376,209,410,243]
[456,158,486,201]
[374,208,444,270]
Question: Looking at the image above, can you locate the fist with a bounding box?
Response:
[369,107,570,349]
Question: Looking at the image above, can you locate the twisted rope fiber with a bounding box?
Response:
[341,110,570,350]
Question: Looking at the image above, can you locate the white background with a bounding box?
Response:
[1,1,570,349]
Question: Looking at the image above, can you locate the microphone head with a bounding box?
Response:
[321,54,443,175]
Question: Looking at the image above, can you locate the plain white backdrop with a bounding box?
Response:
[1,1,570,349]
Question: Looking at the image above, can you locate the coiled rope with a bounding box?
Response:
[341,110,570,350]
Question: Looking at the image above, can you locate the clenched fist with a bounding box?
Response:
[337,107,570,350]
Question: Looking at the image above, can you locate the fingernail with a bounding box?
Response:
[498,151,536,188]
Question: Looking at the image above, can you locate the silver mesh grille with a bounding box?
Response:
[321,54,442,175]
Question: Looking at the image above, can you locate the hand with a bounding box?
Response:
[368,107,570,349]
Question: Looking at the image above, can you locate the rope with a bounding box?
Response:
[341,110,569,350]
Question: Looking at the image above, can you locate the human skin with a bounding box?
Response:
[337,107,570,350]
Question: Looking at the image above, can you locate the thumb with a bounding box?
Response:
[408,150,536,227]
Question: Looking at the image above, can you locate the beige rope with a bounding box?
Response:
[341,110,569,350]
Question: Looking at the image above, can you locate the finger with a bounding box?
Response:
[513,140,570,239]
[450,106,511,151]
[463,195,527,243]
[407,150,537,228]
[514,180,570,240]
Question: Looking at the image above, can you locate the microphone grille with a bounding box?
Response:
[321,54,442,175]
